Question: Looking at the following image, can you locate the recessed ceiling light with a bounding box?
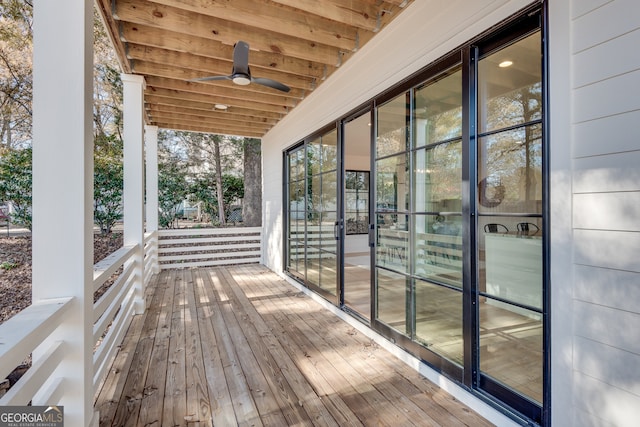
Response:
[499,60,513,68]
[214,104,228,110]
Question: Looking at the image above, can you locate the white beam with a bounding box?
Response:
[122,74,146,314]
[145,125,160,273]
[31,0,94,425]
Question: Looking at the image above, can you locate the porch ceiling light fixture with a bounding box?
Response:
[499,60,513,68]
[214,104,228,111]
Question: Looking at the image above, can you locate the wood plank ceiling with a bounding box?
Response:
[96,0,414,138]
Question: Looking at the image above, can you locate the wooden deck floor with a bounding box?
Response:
[95,265,494,427]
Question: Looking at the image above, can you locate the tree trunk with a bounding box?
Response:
[213,135,226,225]
[242,138,262,227]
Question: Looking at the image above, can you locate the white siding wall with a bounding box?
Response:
[569,0,640,426]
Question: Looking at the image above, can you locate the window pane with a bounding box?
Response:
[480,300,542,404]
[376,93,408,157]
[376,153,409,212]
[306,138,321,176]
[321,172,337,211]
[414,69,462,147]
[479,216,542,310]
[478,31,542,133]
[415,214,462,288]
[376,268,408,335]
[321,129,337,172]
[415,280,463,365]
[477,124,542,214]
[376,213,409,274]
[414,141,462,213]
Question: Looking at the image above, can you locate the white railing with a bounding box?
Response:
[0,235,157,408]
[0,298,73,405]
[158,226,261,269]
[92,244,138,394]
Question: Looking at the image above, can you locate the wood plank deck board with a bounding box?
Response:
[96,265,494,427]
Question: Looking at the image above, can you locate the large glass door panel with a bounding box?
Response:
[375,93,410,333]
[286,147,306,278]
[343,112,372,318]
[412,68,463,365]
[306,130,339,297]
[477,30,544,406]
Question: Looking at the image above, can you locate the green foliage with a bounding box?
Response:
[190,174,244,224]
[94,134,123,234]
[158,156,189,229]
[0,147,32,229]
[0,260,18,270]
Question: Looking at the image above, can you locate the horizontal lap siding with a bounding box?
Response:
[571,0,640,425]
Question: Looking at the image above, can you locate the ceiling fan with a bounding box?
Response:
[190,41,291,93]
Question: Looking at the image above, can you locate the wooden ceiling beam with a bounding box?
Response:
[144,82,287,118]
[154,121,264,138]
[114,0,349,66]
[148,112,272,133]
[119,22,330,79]
[147,104,279,125]
[134,61,305,103]
[127,44,316,91]
[150,0,363,52]
[268,0,380,32]
[145,93,284,120]
[145,77,297,110]
[144,94,289,117]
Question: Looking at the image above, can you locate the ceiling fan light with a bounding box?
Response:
[232,75,251,85]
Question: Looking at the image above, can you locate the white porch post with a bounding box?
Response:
[144,125,160,273]
[32,0,95,425]
[122,74,146,314]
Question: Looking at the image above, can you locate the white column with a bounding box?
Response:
[32,0,95,425]
[122,74,146,314]
[144,125,160,273]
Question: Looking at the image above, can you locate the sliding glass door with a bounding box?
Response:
[284,127,340,301]
[285,6,546,424]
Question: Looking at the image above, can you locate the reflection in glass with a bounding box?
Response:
[414,69,462,147]
[415,214,462,287]
[415,280,463,364]
[477,125,542,214]
[321,129,338,172]
[376,213,409,274]
[308,138,321,175]
[345,171,369,235]
[414,142,462,213]
[321,172,337,211]
[478,31,542,134]
[480,298,542,403]
[376,93,407,158]
[376,153,409,212]
[376,268,408,335]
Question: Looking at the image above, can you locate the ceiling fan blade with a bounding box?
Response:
[232,41,250,76]
[252,77,291,93]
[189,75,232,82]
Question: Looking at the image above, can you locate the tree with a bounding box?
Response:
[242,138,261,226]
[190,173,244,224]
[212,135,226,225]
[0,147,32,229]
[0,0,33,149]
[94,134,123,234]
[158,155,189,229]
